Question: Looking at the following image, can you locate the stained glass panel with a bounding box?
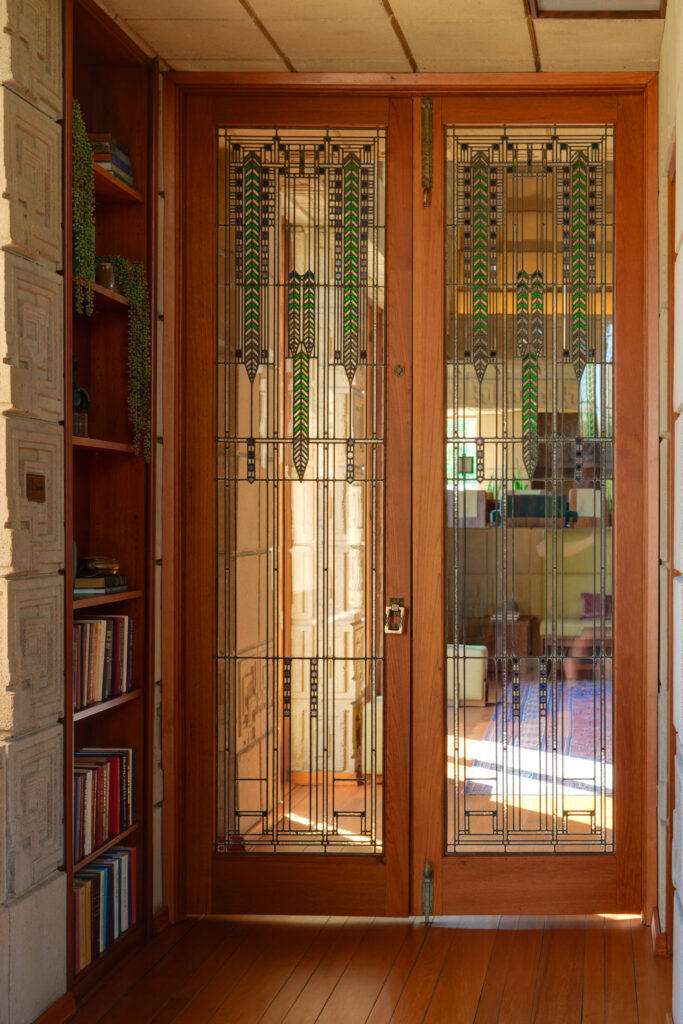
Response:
[445,127,614,853]
[217,128,385,853]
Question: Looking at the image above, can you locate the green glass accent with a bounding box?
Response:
[343,153,360,383]
[516,270,529,354]
[530,269,544,357]
[472,151,489,382]
[243,151,262,383]
[302,270,315,356]
[522,351,539,479]
[288,269,316,480]
[571,151,588,380]
[292,349,310,480]
[287,270,301,354]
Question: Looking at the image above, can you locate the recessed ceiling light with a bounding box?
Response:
[531,0,664,16]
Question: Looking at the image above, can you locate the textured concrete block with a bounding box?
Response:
[674,891,683,1024]
[0,414,64,574]
[5,725,62,899]
[675,414,683,570]
[0,0,63,117]
[0,252,63,419]
[0,905,8,1024]
[662,438,670,564]
[0,573,63,736]
[8,871,66,1024]
[675,577,683,738]
[674,750,683,893]
[659,687,669,818]
[661,564,669,691]
[0,87,61,268]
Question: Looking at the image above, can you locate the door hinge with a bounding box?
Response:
[421,97,433,208]
[421,859,434,924]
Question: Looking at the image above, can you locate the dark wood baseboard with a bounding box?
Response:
[33,992,76,1024]
[651,906,669,956]
[153,906,170,935]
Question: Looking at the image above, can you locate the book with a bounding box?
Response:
[73,845,134,972]
[75,574,128,588]
[95,161,134,187]
[73,616,133,709]
[93,148,133,176]
[87,132,130,156]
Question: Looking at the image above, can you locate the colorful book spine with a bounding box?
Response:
[73,616,133,710]
[73,846,135,973]
[73,748,136,862]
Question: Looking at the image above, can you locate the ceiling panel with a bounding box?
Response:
[252,0,387,19]
[535,17,663,68]
[267,17,407,63]
[110,0,246,19]
[391,0,526,20]
[126,17,280,60]
[400,17,535,70]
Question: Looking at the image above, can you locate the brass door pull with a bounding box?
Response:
[384,598,406,634]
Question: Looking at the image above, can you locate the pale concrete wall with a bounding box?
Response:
[0,0,66,1021]
[660,1,683,1019]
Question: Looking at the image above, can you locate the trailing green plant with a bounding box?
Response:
[72,100,95,316]
[97,255,151,461]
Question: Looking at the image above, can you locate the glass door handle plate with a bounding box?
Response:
[385,598,406,634]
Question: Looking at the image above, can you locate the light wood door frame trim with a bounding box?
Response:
[411,83,658,916]
[164,72,658,920]
[178,92,413,916]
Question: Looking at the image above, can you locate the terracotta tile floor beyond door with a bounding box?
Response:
[71,914,672,1024]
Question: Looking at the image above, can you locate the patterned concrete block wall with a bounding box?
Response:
[0,1,66,1022]
[660,0,683,1017]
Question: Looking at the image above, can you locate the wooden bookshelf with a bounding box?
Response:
[65,0,156,995]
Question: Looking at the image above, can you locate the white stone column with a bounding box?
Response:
[0,1,66,1021]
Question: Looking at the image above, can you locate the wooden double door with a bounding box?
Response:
[180,81,655,918]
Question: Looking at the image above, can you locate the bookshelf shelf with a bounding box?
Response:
[72,590,143,610]
[73,823,139,873]
[78,280,130,312]
[65,0,156,995]
[74,689,142,722]
[73,437,136,454]
[93,161,143,205]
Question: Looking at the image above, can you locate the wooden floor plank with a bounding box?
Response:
[258,918,344,1024]
[630,919,673,1024]
[424,928,496,1024]
[582,916,606,1024]
[208,918,328,1024]
[95,921,241,1024]
[315,921,411,1024]
[281,918,374,1024]
[150,929,251,1024]
[365,922,430,1024]
[388,926,454,1024]
[604,919,638,1024]
[532,917,586,1024]
[171,921,297,1022]
[66,914,673,1024]
[72,919,197,1024]
[497,922,546,1024]
[473,920,520,1023]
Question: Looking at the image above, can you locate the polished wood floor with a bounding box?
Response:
[71,914,672,1024]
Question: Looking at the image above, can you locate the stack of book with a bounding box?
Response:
[73,615,133,709]
[74,846,136,973]
[88,133,135,187]
[73,747,137,862]
[74,572,128,597]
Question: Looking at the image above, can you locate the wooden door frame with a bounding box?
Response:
[161,73,658,923]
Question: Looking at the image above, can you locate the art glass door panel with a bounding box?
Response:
[217,129,386,854]
[445,127,614,854]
